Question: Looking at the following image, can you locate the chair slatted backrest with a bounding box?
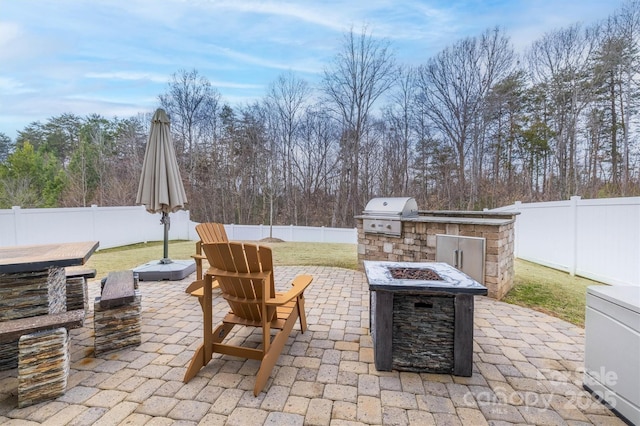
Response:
[203,242,276,323]
[195,223,228,244]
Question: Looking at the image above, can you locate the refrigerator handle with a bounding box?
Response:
[459,250,463,269]
[454,249,459,268]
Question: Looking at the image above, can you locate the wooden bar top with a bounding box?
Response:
[0,241,99,274]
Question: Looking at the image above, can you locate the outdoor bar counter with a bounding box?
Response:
[0,241,99,364]
[364,260,487,376]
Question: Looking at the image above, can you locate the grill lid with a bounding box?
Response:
[363,197,418,218]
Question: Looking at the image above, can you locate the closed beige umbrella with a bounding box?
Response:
[136,108,187,265]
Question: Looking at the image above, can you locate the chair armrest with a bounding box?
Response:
[266,275,313,306]
[185,279,204,294]
[206,267,272,281]
[191,253,206,280]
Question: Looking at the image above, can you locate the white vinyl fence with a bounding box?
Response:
[494,196,640,287]
[0,205,357,250]
[3,200,637,287]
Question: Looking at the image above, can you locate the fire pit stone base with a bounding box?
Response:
[392,294,454,373]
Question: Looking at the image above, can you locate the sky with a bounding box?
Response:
[0,0,627,140]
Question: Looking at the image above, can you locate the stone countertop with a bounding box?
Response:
[403,216,515,226]
[0,241,99,274]
[364,261,488,295]
[354,212,516,226]
[417,210,519,217]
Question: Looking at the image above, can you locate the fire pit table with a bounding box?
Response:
[364,261,487,376]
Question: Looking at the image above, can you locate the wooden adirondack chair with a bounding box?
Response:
[183,241,313,396]
[184,223,229,301]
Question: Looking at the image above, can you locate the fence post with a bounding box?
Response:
[12,206,21,246]
[513,201,521,258]
[569,195,581,276]
[91,205,98,243]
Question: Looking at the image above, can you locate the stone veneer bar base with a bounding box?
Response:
[0,267,68,371]
[18,327,69,408]
[65,276,88,312]
[94,291,142,355]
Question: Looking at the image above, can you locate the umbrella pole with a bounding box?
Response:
[161,212,172,264]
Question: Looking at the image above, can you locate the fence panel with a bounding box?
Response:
[574,198,640,286]
[5,199,635,286]
[222,224,357,243]
[0,206,357,250]
[495,196,640,287]
[0,206,192,249]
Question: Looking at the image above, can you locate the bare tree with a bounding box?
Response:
[416,27,514,208]
[159,69,220,182]
[0,133,13,163]
[265,71,311,225]
[381,66,418,196]
[589,2,640,194]
[616,0,640,193]
[294,107,340,225]
[527,24,596,198]
[322,26,396,226]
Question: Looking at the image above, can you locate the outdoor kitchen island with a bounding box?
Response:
[356,197,518,300]
[364,260,487,376]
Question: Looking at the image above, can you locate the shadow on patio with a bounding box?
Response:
[0,266,626,425]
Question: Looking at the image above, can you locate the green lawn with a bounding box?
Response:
[87,240,599,327]
[86,240,358,280]
[504,259,604,327]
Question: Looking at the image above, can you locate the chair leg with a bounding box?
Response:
[254,311,299,396]
[184,322,236,383]
[184,345,205,383]
[296,295,307,333]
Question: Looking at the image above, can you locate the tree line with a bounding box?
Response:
[1,1,639,228]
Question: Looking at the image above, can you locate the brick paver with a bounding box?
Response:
[0,266,627,425]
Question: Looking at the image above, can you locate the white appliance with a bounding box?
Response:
[584,285,640,426]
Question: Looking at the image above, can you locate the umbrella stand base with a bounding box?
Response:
[132,260,196,281]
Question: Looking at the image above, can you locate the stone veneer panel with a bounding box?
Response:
[18,327,69,408]
[0,267,68,371]
[94,291,142,355]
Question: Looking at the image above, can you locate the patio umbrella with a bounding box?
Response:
[136,108,187,264]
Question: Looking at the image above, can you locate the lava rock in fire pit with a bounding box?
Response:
[389,267,443,281]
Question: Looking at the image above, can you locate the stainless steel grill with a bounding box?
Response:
[362,197,418,237]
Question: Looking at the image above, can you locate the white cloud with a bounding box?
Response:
[0,21,21,45]
[208,80,263,90]
[0,0,628,139]
[205,44,321,74]
[85,71,169,84]
[205,0,351,32]
[0,77,34,94]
